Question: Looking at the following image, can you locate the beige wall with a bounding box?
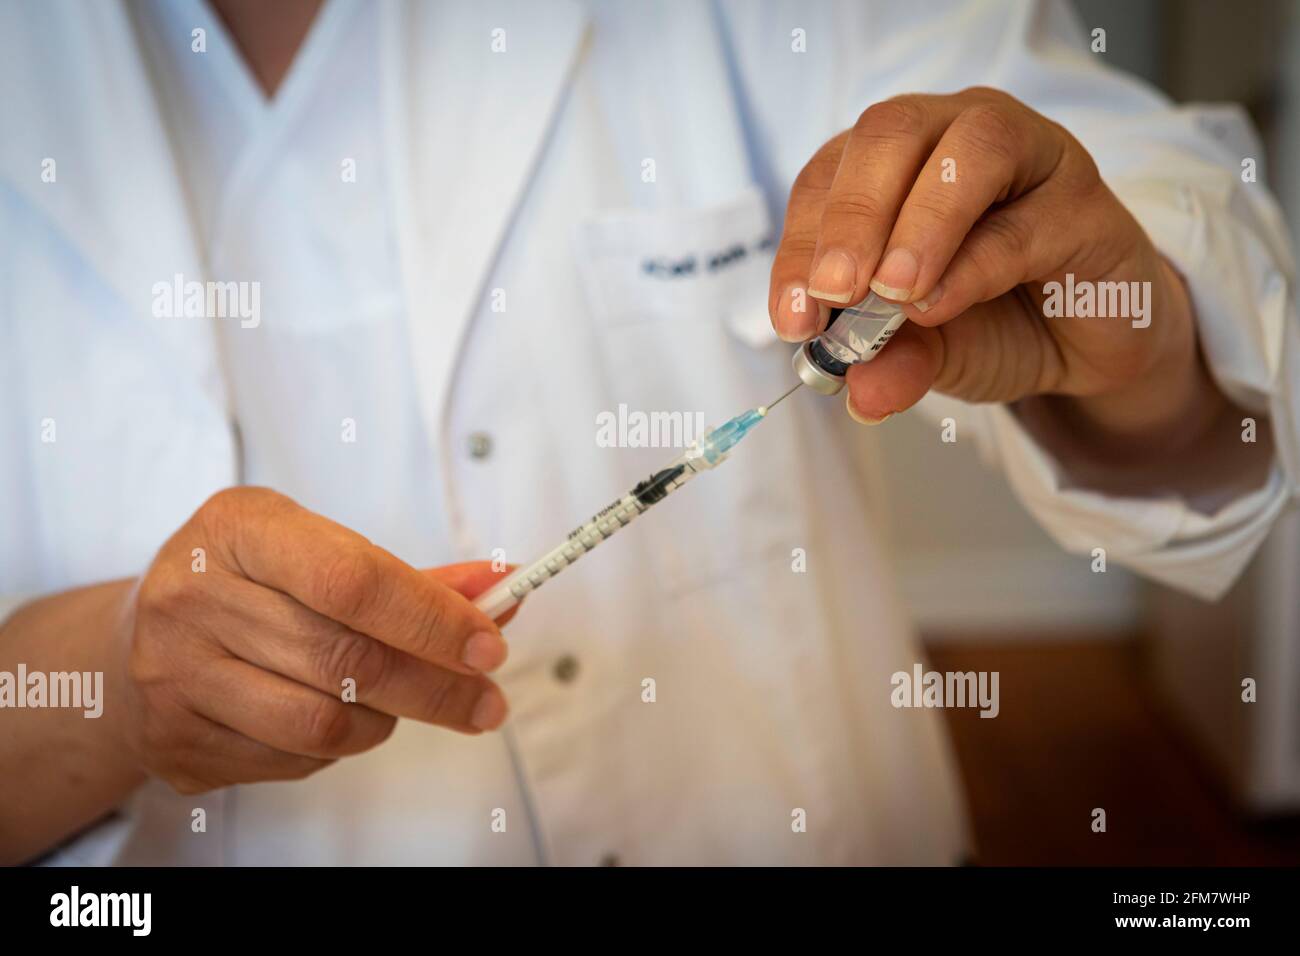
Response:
[873,412,1140,638]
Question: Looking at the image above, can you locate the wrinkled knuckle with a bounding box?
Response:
[978,213,1032,265]
[302,697,354,754]
[316,548,383,622]
[906,191,963,225]
[319,631,389,693]
[956,105,1020,166]
[823,191,888,225]
[408,597,453,661]
[776,235,819,261]
[858,98,928,140]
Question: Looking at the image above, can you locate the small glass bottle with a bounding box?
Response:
[791,292,907,395]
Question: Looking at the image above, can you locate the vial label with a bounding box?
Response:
[818,292,907,366]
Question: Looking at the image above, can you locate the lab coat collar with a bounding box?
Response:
[379,0,591,455]
[0,0,590,436]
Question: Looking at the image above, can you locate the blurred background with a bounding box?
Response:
[876,0,1300,864]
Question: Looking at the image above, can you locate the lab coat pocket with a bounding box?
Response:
[572,190,805,598]
[574,187,782,346]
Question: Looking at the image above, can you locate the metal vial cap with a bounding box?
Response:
[791,340,846,395]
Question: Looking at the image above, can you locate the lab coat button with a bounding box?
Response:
[467,432,493,459]
[553,655,580,683]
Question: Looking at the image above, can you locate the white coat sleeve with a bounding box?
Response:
[721,0,1299,600]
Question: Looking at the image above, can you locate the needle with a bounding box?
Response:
[758,381,803,416]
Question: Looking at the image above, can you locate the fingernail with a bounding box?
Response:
[808,249,858,303]
[775,284,820,342]
[470,687,508,731]
[462,631,507,672]
[913,282,943,313]
[846,394,892,426]
[868,248,919,301]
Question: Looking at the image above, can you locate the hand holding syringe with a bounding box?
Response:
[473,292,906,619]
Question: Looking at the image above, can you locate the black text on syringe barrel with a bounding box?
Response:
[514,464,690,600]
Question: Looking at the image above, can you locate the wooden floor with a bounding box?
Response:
[924,637,1300,866]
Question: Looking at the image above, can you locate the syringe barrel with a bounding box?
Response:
[792,291,907,395]
[472,457,703,619]
[473,492,646,618]
[521,493,645,591]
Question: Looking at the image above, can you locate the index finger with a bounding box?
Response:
[205,488,507,674]
[423,561,523,626]
[806,94,951,307]
[769,132,843,342]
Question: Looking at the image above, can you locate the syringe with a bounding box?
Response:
[472,386,800,620]
[473,292,906,620]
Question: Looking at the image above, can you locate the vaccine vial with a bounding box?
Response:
[791,291,908,395]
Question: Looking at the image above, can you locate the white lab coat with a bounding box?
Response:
[0,0,1295,865]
